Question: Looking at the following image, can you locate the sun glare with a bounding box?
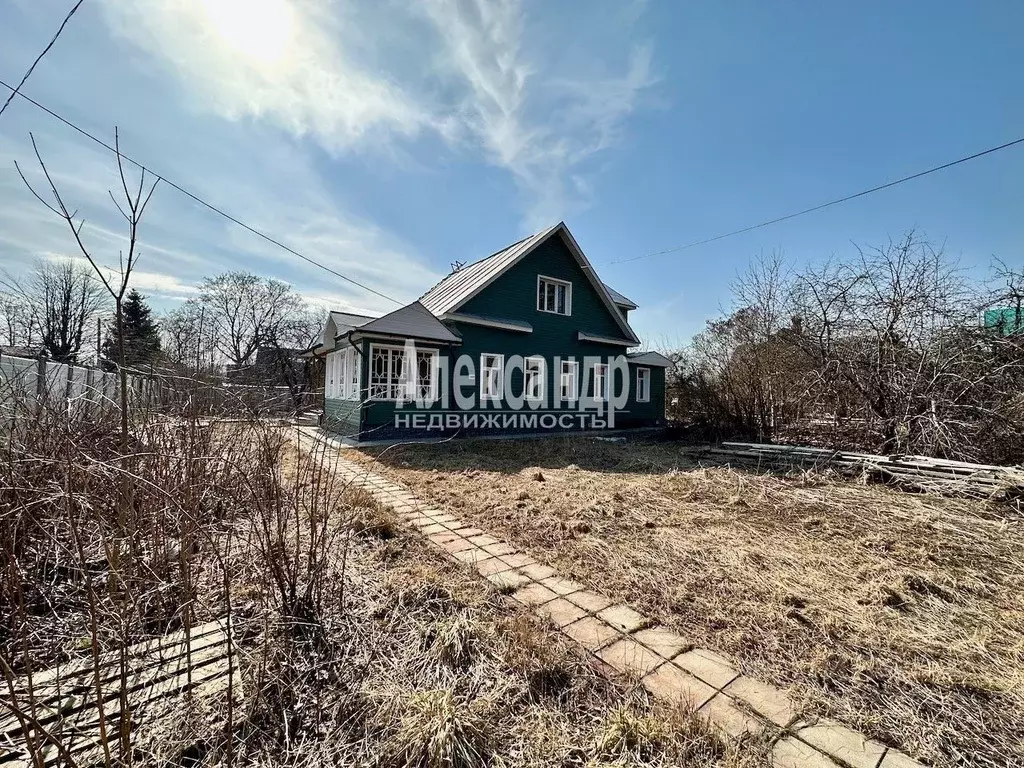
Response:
[201,0,295,66]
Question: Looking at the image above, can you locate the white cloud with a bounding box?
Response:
[420,0,657,227]
[96,0,656,228]
[98,0,435,153]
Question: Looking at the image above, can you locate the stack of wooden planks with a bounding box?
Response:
[697,442,1024,501]
[1,620,241,768]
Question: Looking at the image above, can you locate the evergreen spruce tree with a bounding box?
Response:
[101,289,161,370]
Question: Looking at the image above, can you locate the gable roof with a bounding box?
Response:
[419,222,639,344]
[603,283,638,310]
[351,301,461,344]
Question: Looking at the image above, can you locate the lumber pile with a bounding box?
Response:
[699,442,1024,501]
[1,620,241,768]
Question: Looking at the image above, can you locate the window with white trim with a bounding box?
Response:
[347,349,360,399]
[415,349,439,401]
[524,356,545,401]
[636,367,650,403]
[559,359,578,402]
[593,362,609,401]
[327,348,362,400]
[369,344,426,401]
[537,276,571,315]
[326,351,339,399]
[480,354,504,401]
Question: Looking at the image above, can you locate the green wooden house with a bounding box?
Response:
[309,222,670,441]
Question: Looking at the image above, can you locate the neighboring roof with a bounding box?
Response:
[603,283,638,310]
[626,351,673,368]
[419,222,639,344]
[352,301,461,344]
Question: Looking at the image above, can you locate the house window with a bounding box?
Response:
[480,354,504,401]
[369,344,434,401]
[559,359,578,402]
[524,356,545,401]
[537,276,571,315]
[636,367,650,403]
[347,348,360,399]
[326,351,339,399]
[593,363,609,401]
[416,350,438,401]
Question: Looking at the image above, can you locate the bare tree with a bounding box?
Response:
[2,259,105,361]
[196,272,303,372]
[160,300,217,373]
[0,289,37,347]
[672,229,1024,461]
[17,129,158,531]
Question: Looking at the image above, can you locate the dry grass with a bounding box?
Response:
[234,440,767,768]
[351,436,1024,768]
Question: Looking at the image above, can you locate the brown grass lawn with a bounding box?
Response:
[351,437,1024,768]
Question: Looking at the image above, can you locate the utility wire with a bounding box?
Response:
[611,135,1024,265]
[0,77,402,304]
[0,0,86,120]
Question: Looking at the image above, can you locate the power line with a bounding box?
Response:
[611,135,1024,265]
[0,78,402,305]
[0,0,86,120]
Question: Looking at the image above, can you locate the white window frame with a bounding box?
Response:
[524,356,545,402]
[414,348,440,402]
[636,367,650,403]
[326,351,339,399]
[368,343,436,402]
[559,359,578,403]
[536,275,572,316]
[480,353,504,402]
[593,362,609,402]
[346,347,361,400]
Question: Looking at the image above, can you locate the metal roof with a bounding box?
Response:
[352,301,461,344]
[329,311,377,332]
[418,222,639,344]
[419,224,561,316]
[603,283,638,309]
[626,351,673,367]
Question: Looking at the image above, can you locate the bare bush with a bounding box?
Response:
[670,231,1024,462]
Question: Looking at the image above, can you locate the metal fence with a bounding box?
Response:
[0,353,316,420]
[0,353,159,417]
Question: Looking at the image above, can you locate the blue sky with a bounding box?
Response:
[1,1,1021,344]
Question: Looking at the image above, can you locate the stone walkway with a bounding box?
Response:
[298,428,925,768]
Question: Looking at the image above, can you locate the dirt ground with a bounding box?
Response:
[350,437,1024,768]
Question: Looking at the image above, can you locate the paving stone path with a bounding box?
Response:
[298,428,925,768]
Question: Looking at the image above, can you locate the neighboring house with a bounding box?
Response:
[227,345,306,387]
[309,222,670,441]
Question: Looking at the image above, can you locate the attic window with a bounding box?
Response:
[537,276,571,316]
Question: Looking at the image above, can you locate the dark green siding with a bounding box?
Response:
[323,397,361,436]
[460,235,628,342]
